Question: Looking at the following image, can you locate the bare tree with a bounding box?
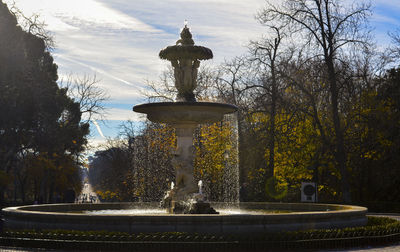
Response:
[61,74,109,123]
[8,2,54,49]
[389,30,400,65]
[215,56,250,106]
[142,66,176,102]
[258,0,372,203]
[247,26,285,179]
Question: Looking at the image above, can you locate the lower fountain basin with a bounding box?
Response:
[2,202,367,234]
[133,102,237,124]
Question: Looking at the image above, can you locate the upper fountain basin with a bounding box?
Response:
[133,102,237,125]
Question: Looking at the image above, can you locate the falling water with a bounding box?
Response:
[126,117,240,204]
[222,112,240,203]
[198,180,203,194]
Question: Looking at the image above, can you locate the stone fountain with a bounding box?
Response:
[133,25,237,214]
[2,24,368,234]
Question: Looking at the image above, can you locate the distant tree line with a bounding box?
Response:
[90,0,400,205]
[0,2,106,205]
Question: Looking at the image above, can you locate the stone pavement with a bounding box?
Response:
[319,242,400,252]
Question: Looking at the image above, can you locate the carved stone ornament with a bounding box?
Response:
[159,25,213,102]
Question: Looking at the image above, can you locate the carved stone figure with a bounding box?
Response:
[159,25,213,102]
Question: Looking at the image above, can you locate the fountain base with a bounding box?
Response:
[162,188,219,214]
[188,202,218,214]
[171,201,218,214]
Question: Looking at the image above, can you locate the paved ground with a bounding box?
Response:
[319,242,400,252]
[1,243,400,251]
[75,182,99,203]
[2,243,400,252]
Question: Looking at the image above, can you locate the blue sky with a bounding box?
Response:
[5,0,400,151]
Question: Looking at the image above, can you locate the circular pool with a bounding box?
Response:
[2,202,367,234]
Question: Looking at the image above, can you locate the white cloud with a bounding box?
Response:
[106,108,146,122]
[8,0,267,106]
[54,54,136,88]
[54,54,149,104]
[8,0,159,32]
[8,0,398,142]
[86,136,108,152]
[373,1,400,12]
[372,13,400,27]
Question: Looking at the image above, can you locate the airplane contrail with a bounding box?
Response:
[55,54,136,87]
[91,119,105,138]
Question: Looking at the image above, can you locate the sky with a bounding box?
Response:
[4,0,400,152]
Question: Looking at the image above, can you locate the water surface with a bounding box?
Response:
[82,208,293,215]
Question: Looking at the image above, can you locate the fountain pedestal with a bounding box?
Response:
[165,124,219,214]
[134,102,236,213]
[172,126,197,200]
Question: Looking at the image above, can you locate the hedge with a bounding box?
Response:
[0,216,399,251]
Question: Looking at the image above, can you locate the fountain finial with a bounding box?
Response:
[177,24,194,46]
[159,24,213,102]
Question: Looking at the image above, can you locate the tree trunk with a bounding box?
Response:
[327,60,351,203]
[19,178,26,203]
[0,186,5,206]
[268,65,277,179]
